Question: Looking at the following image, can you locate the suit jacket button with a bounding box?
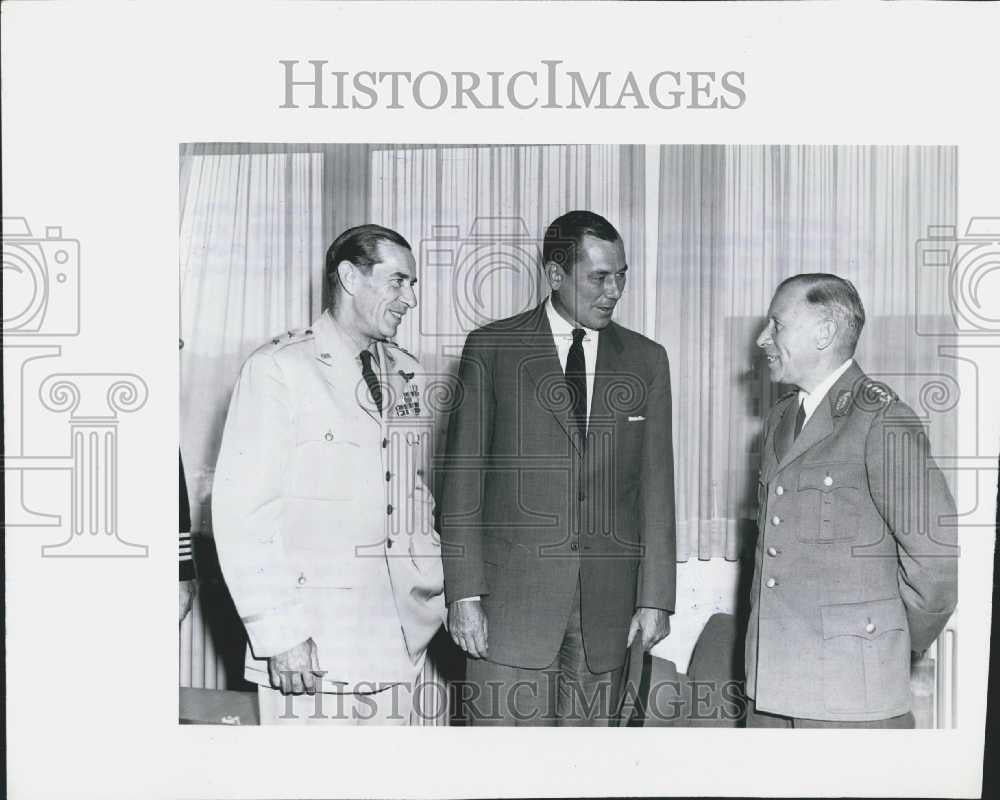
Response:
[387,504,394,515]
[297,574,307,586]
[765,578,777,588]
[771,515,781,526]
[386,538,393,549]
[382,438,388,448]
[385,471,391,481]
[775,486,784,496]
[766,546,778,557]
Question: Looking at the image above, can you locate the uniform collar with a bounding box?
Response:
[798,358,854,422]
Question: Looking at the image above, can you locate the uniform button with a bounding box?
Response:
[823,475,834,487]
[865,621,876,634]
[382,438,388,448]
[772,515,781,526]
[297,574,306,586]
[386,538,393,549]
[765,578,777,588]
[387,504,393,515]
[324,431,334,441]
[775,486,784,496]
[570,542,579,552]
[385,471,391,481]
[766,546,778,557]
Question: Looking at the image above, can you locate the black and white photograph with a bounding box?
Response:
[4,3,998,798]
[179,143,960,729]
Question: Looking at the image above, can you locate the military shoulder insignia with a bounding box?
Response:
[860,380,898,411]
[268,328,313,350]
[833,389,853,416]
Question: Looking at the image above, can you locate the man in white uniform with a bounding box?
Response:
[213,224,446,724]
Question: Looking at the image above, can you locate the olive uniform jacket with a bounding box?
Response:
[746,361,958,721]
[212,312,446,691]
[439,302,677,674]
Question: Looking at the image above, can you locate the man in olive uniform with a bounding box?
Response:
[213,225,446,725]
[747,273,957,727]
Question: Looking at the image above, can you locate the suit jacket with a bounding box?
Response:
[745,362,958,721]
[439,302,677,674]
[212,312,446,690]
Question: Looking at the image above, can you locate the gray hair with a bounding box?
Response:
[777,273,866,356]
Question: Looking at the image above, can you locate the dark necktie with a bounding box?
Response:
[566,328,587,441]
[793,397,806,440]
[359,350,382,414]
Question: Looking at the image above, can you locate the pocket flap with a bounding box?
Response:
[798,463,864,492]
[821,597,907,640]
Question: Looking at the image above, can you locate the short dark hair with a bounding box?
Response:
[542,210,621,274]
[323,224,412,310]
[776,273,866,356]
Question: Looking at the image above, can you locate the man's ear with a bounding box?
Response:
[545,261,564,291]
[816,317,837,351]
[337,260,356,296]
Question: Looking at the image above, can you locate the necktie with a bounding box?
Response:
[359,350,382,414]
[793,398,806,440]
[565,328,587,442]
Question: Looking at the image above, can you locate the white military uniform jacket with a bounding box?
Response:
[212,312,446,690]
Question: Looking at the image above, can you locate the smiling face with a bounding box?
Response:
[341,240,418,342]
[756,282,826,388]
[548,234,627,330]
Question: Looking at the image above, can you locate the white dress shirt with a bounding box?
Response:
[545,295,600,428]
[798,358,854,427]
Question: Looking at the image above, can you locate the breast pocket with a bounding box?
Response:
[795,463,866,543]
[287,434,362,501]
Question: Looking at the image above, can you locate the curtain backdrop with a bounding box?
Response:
[655,145,957,561]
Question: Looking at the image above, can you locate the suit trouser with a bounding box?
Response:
[745,698,915,729]
[463,580,624,726]
[257,682,416,726]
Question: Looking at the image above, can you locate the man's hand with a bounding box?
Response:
[448,599,488,659]
[627,608,670,651]
[179,580,196,623]
[267,638,322,695]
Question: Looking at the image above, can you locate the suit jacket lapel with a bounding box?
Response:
[590,322,624,428]
[518,303,584,457]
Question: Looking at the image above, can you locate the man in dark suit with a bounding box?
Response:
[747,273,958,727]
[440,210,676,726]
